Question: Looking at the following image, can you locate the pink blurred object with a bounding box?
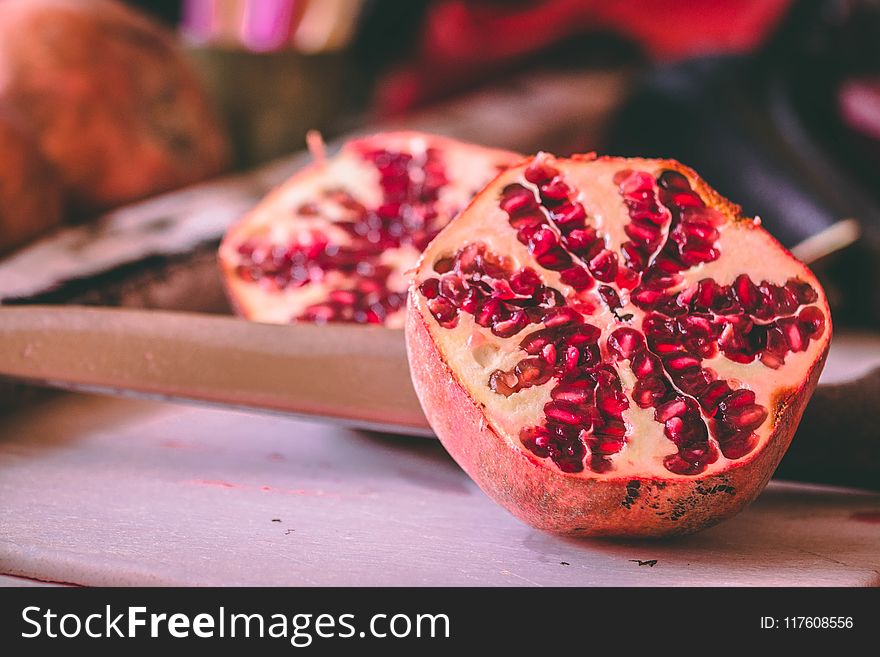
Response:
[839,78,880,142]
[375,0,792,115]
[182,0,363,53]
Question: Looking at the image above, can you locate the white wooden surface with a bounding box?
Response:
[1,388,878,587]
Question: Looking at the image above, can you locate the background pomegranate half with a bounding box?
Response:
[407,153,831,537]
[220,132,518,327]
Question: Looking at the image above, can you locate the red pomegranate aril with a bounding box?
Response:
[542,306,583,328]
[560,266,594,291]
[408,152,830,537]
[788,278,819,305]
[798,305,826,336]
[427,297,458,327]
[597,389,629,415]
[552,380,594,404]
[509,268,542,295]
[588,249,618,282]
[656,398,689,422]
[540,178,571,202]
[607,327,645,360]
[552,202,587,228]
[524,161,559,184]
[632,376,668,408]
[657,169,691,191]
[663,352,701,372]
[718,432,759,460]
[499,184,536,214]
[725,404,769,432]
[700,380,732,414]
[545,400,584,425]
[563,228,598,254]
[516,358,553,386]
[534,247,571,271]
[492,309,529,338]
[630,350,661,377]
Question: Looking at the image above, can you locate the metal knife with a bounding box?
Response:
[0,305,431,436]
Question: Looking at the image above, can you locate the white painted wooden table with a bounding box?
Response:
[1,387,878,587]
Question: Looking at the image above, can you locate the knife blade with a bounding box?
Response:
[0,305,432,436]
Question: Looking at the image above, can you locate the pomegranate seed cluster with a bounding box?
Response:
[419,160,826,476]
[235,147,450,324]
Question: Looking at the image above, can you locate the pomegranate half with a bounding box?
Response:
[406,153,831,537]
[220,132,518,327]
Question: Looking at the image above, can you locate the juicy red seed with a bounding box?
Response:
[562,228,597,254]
[492,309,529,338]
[419,278,440,299]
[787,278,819,305]
[515,357,553,386]
[588,249,618,282]
[679,442,718,466]
[598,389,629,415]
[624,220,662,245]
[656,398,689,422]
[724,404,768,432]
[778,317,807,352]
[539,178,571,202]
[700,380,732,414]
[663,454,705,475]
[524,161,559,184]
[427,297,458,325]
[663,352,701,372]
[720,389,756,410]
[798,306,825,337]
[560,266,594,291]
[552,203,587,228]
[630,350,661,377]
[544,401,583,425]
[542,306,583,328]
[509,268,542,295]
[439,274,465,302]
[563,346,580,372]
[657,169,691,192]
[528,227,559,256]
[607,327,645,360]
[632,376,667,408]
[719,432,759,460]
[499,184,537,214]
[552,381,593,404]
[733,274,759,311]
[535,247,573,270]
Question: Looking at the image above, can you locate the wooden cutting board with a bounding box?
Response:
[1,388,878,587]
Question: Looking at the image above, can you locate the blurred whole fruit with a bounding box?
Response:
[0,0,229,214]
[0,107,63,253]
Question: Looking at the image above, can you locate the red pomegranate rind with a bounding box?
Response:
[407,152,831,537]
[0,0,229,213]
[220,132,519,328]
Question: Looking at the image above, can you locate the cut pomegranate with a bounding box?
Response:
[406,153,831,537]
[220,132,518,327]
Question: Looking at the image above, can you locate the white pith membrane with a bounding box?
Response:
[413,154,830,479]
[219,132,517,327]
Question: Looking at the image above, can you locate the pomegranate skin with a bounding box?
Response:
[405,155,832,537]
[408,303,827,537]
[0,108,63,253]
[0,0,229,214]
